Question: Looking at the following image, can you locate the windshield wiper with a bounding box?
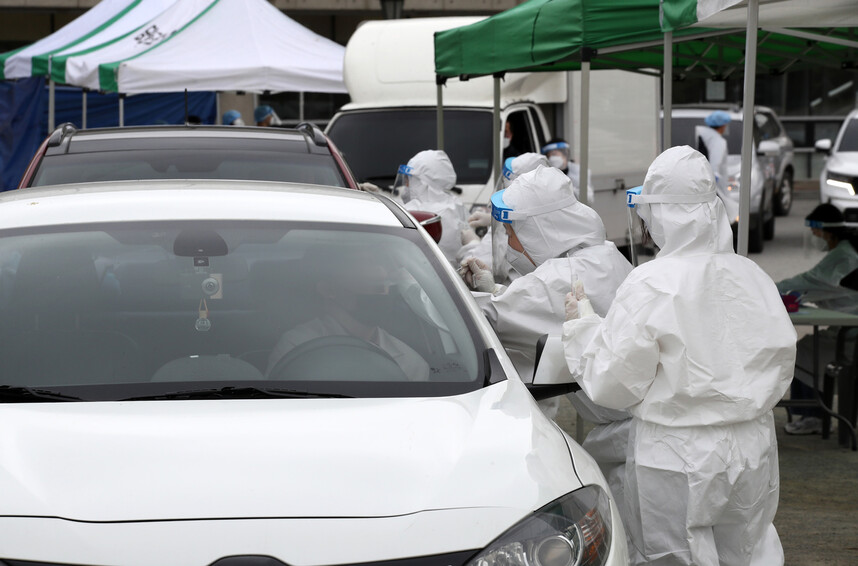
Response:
[121,386,353,401]
[0,385,86,403]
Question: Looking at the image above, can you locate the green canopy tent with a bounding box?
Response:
[434,0,858,255]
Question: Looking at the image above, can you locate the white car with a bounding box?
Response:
[668,107,779,253]
[0,180,627,566]
[816,108,858,210]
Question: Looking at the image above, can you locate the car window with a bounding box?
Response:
[30,150,347,188]
[505,110,535,155]
[671,116,748,155]
[326,109,492,186]
[837,118,858,152]
[755,112,781,141]
[0,222,482,399]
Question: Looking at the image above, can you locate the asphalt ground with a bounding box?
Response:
[553,185,858,565]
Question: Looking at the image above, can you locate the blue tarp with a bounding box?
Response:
[0,79,216,190]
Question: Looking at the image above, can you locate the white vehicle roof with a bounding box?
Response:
[0,180,402,230]
[342,17,566,109]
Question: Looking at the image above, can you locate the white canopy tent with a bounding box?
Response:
[1,0,176,81]
[94,0,347,95]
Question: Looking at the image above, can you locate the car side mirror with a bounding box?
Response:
[408,210,443,244]
[527,334,579,401]
[815,139,832,154]
[756,140,779,156]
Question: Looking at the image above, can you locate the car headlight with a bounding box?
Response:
[467,486,612,566]
[825,172,855,196]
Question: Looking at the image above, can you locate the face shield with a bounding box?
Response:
[803,219,840,257]
[393,164,413,201]
[626,186,718,251]
[541,141,570,170]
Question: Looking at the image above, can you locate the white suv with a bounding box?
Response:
[668,106,785,253]
[0,180,627,566]
[816,109,858,210]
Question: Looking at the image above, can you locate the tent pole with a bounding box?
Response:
[738,0,759,257]
[579,51,590,207]
[299,91,305,122]
[663,31,673,151]
[48,78,55,133]
[436,76,445,151]
[82,89,87,129]
[119,94,125,127]
[493,74,501,187]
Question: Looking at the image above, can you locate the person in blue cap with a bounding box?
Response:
[222,109,245,126]
[696,110,732,192]
[254,105,281,127]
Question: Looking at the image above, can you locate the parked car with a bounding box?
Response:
[17,122,444,244]
[0,179,628,566]
[815,108,858,210]
[18,122,361,190]
[668,106,784,253]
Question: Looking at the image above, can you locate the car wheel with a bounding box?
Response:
[749,217,765,253]
[774,170,793,216]
[764,215,775,241]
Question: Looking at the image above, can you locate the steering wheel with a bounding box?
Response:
[268,335,408,382]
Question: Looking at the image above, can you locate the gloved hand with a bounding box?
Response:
[359,182,382,194]
[468,211,492,229]
[459,257,496,293]
[565,280,595,321]
[461,228,480,246]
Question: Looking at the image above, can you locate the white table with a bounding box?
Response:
[786,307,858,450]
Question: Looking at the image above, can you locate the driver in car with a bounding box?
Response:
[265,251,430,381]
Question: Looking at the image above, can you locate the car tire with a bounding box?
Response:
[749,217,765,253]
[763,215,775,241]
[774,170,793,216]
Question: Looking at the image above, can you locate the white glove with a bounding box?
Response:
[459,257,496,293]
[461,228,480,246]
[468,211,492,229]
[359,182,382,194]
[565,280,595,321]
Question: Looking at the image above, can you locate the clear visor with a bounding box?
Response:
[393,164,412,200]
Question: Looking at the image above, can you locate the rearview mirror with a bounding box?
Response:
[815,139,832,154]
[756,140,779,156]
[527,334,579,401]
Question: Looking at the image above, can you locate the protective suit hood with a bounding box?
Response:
[509,153,549,180]
[638,145,734,256]
[404,150,457,202]
[503,167,606,266]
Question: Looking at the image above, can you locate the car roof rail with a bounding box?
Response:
[296,122,328,147]
[46,122,77,148]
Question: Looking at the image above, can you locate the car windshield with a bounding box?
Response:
[837,118,858,152]
[30,149,347,188]
[327,109,492,186]
[0,221,483,400]
[671,116,751,155]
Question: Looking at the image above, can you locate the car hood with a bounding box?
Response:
[827,153,858,177]
[0,381,581,522]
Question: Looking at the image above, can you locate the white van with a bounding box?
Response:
[326,17,659,251]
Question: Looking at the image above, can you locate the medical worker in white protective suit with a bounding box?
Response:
[695,110,731,192]
[458,153,550,271]
[396,150,467,267]
[561,146,796,566]
[459,166,633,422]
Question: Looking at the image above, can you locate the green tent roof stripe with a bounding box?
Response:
[0,45,28,80]
[30,0,145,78]
[98,0,221,93]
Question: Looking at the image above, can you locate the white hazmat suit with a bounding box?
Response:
[400,150,467,267]
[695,124,729,192]
[562,146,797,566]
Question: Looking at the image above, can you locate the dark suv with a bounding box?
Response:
[19,123,360,190]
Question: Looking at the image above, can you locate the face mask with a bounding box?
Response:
[548,155,566,170]
[811,234,829,252]
[505,246,536,276]
[503,137,511,149]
